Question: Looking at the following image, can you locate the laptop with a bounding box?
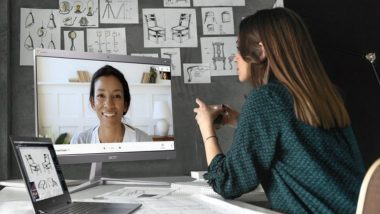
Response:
[10,136,142,214]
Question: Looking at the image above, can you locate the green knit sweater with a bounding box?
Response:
[204,81,365,214]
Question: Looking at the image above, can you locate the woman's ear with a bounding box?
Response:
[90,97,95,110]
[123,103,129,115]
[258,42,266,61]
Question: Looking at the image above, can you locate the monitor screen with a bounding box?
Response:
[34,48,176,165]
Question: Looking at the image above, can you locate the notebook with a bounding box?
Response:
[10,136,142,214]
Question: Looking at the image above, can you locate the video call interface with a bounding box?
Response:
[36,55,174,153]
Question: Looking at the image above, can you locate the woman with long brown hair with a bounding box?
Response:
[194,8,365,213]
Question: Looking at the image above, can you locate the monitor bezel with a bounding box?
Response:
[33,48,176,164]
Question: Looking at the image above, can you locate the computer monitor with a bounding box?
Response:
[33,48,175,192]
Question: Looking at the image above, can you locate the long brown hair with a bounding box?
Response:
[238,8,350,129]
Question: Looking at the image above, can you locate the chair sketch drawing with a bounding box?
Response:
[212,42,226,70]
[25,154,41,174]
[171,13,191,43]
[42,154,52,173]
[356,158,380,214]
[145,14,166,44]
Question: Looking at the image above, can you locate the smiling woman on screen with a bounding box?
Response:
[70,65,151,144]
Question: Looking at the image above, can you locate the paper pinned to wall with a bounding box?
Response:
[202,7,234,35]
[131,53,159,58]
[161,48,181,76]
[273,0,284,8]
[201,37,237,76]
[143,9,198,48]
[57,0,99,27]
[87,28,127,55]
[183,63,211,84]
[20,8,61,66]
[163,0,191,7]
[100,0,139,24]
[64,30,85,52]
[193,0,245,7]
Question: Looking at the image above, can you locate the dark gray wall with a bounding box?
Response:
[5,0,275,180]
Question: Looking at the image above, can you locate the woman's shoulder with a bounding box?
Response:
[70,126,96,144]
[247,81,292,105]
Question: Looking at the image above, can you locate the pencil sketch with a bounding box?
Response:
[64,30,85,52]
[202,7,234,35]
[100,0,139,24]
[183,63,211,84]
[57,0,99,27]
[161,48,181,76]
[201,36,237,76]
[193,0,245,6]
[87,28,127,54]
[143,9,198,47]
[163,0,190,7]
[20,8,61,66]
[131,53,159,58]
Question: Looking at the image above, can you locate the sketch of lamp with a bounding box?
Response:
[112,32,119,52]
[25,11,35,28]
[24,32,34,51]
[204,11,216,24]
[87,0,96,16]
[25,154,41,174]
[74,1,86,14]
[48,33,56,49]
[212,42,226,70]
[68,31,77,51]
[47,178,58,187]
[38,180,48,189]
[102,0,115,19]
[63,17,77,26]
[162,52,176,71]
[42,154,52,173]
[206,24,215,33]
[171,13,191,43]
[47,11,57,29]
[145,14,166,44]
[152,101,171,136]
[186,65,199,82]
[221,11,231,23]
[59,1,72,14]
[105,30,111,53]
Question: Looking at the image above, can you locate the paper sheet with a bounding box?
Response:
[87,28,127,54]
[161,48,181,76]
[131,53,159,58]
[193,0,245,6]
[100,0,139,24]
[64,30,85,52]
[202,7,234,35]
[143,9,198,47]
[163,0,191,7]
[183,63,211,84]
[20,8,61,66]
[57,0,99,27]
[273,0,284,8]
[200,37,237,76]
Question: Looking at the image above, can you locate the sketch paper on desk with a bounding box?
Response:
[163,0,191,7]
[64,30,85,52]
[57,0,99,27]
[20,8,61,66]
[87,28,127,54]
[95,186,174,199]
[131,53,159,58]
[183,63,211,84]
[202,7,234,35]
[143,9,198,48]
[201,37,237,76]
[193,0,245,6]
[100,0,139,24]
[161,48,181,76]
[273,0,284,8]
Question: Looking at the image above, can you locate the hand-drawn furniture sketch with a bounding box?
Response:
[171,13,191,43]
[41,154,52,173]
[186,65,199,82]
[47,178,58,187]
[228,54,235,69]
[38,180,48,189]
[145,14,166,44]
[162,52,177,71]
[204,11,216,24]
[212,42,226,70]
[221,11,231,23]
[25,154,41,174]
[102,0,115,19]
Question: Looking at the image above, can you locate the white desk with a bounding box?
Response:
[0,176,278,214]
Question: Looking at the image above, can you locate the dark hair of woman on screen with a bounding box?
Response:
[193,8,365,214]
[70,65,151,144]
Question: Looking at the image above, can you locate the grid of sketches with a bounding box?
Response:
[183,63,211,84]
[143,9,198,47]
[20,8,61,66]
[100,0,139,24]
[163,0,190,8]
[64,30,85,52]
[201,37,237,76]
[161,48,181,76]
[131,53,159,58]
[20,147,63,201]
[87,28,127,54]
[193,0,245,6]
[202,7,234,35]
[57,0,99,27]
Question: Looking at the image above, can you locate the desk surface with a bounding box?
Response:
[0,176,277,214]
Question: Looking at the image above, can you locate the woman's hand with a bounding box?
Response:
[193,98,222,133]
[221,105,240,128]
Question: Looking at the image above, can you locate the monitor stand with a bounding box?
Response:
[69,162,171,193]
